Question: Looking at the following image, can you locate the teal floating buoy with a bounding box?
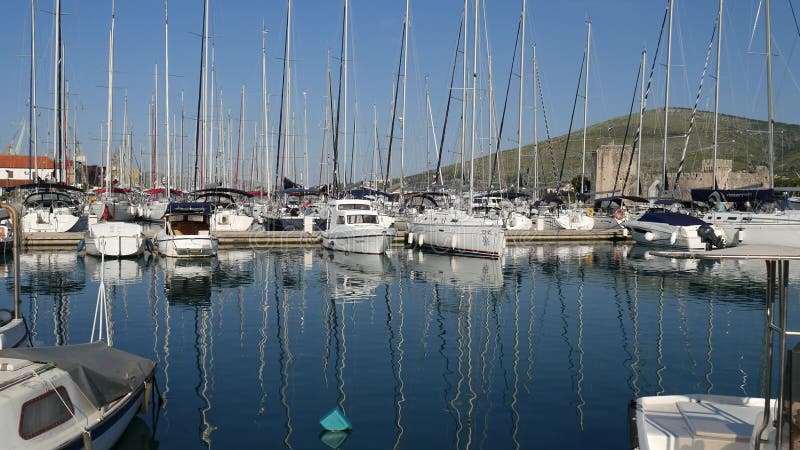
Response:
[320,407,351,432]
[77,239,85,253]
[319,430,349,449]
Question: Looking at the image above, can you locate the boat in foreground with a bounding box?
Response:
[0,342,155,450]
[155,202,219,258]
[410,208,505,259]
[625,209,726,250]
[321,199,396,254]
[84,221,148,258]
[630,245,798,450]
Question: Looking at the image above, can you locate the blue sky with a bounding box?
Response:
[1,0,798,186]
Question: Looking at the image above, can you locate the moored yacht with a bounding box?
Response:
[17,185,83,233]
[84,221,148,258]
[321,199,396,254]
[193,188,254,232]
[155,202,219,258]
[624,208,726,251]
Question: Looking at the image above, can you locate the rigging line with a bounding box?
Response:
[558,50,585,185]
[535,62,558,185]
[790,0,800,38]
[621,5,669,194]
[611,59,643,195]
[488,18,521,191]
[675,13,718,190]
[274,0,291,193]
[435,16,464,185]
[748,0,764,54]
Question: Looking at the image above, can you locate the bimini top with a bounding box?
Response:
[192,187,253,198]
[5,182,85,195]
[165,201,213,216]
[0,341,155,408]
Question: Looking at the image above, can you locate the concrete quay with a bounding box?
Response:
[20,228,630,250]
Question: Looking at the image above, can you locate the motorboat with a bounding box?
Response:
[155,202,218,258]
[320,199,397,254]
[624,209,726,251]
[84,221,148,258]
[0,342,155,450]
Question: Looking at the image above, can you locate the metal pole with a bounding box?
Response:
[765,0,775,189]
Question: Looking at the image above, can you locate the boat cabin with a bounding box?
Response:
[164,202,213,236]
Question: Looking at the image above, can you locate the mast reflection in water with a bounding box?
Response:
[0,243,781,448]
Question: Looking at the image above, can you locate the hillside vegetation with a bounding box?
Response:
[401,108,800,190]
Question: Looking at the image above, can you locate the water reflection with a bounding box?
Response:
[406,250,503,290]
[84,256,148,285]
[3,245,781,448]
[159,257,214,307]
[321,250,394,301]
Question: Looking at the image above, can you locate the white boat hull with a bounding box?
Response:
[210,210,254,231]
[627,222,709,250]
[85,222,147,258]
[703,210,800,247]
[21,209,79,233]
[155,230,218,258]
[321,227,397,254]
[0,318,29,349]
[409,210,506,259]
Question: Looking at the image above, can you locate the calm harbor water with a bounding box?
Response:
[1,243,787,449]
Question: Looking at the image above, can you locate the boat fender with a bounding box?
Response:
[145,238,154,253]
[613,208,626,221]
[669,231,677,245]
[141,381,152,414]
[407,232,414,245]
[77,239,85,253]
[418,234,424,247]
[585,207,595,217]
[645,232,656,242]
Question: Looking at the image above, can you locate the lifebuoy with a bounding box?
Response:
[614,208,626,221]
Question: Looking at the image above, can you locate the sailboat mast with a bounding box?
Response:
[662,0,674,194]
[30,0,38,180]
[468,0,479,211]
[165,0,171,198]
[343,0,349,191]
[532,44,538,196]
[712,0,722,190]
[210,46,216,184]
[303,91,309,188]
[262,26,270,195]
[765,0,775,189]
[104,0,116,194]
[638,49,646,196]
[201,0,209,187]
[460,0,468,185]
[581,20,590,196]
[192,0,208,190]
[53,0,61,182]
[153,64,158,187]
[516,0,526,191]
[399,0,409,196]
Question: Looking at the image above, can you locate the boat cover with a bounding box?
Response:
[637,210,708,227]
[0,341,154,408]
[166,201,212,216]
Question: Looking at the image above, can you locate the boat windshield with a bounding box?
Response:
[338,203,371,211]
[347,214,378,224]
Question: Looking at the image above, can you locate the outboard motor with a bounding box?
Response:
[697,224,725,249]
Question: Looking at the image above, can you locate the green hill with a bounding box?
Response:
[402,108,800,190]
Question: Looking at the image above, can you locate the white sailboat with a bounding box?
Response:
[409,0,506,259]
[19,187,82,233]
[84,221,148,258]
[321,199,396,254]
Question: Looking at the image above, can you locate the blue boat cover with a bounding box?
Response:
[638,210,708,226]
[691,188,774,209]
[165,201,212,215]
